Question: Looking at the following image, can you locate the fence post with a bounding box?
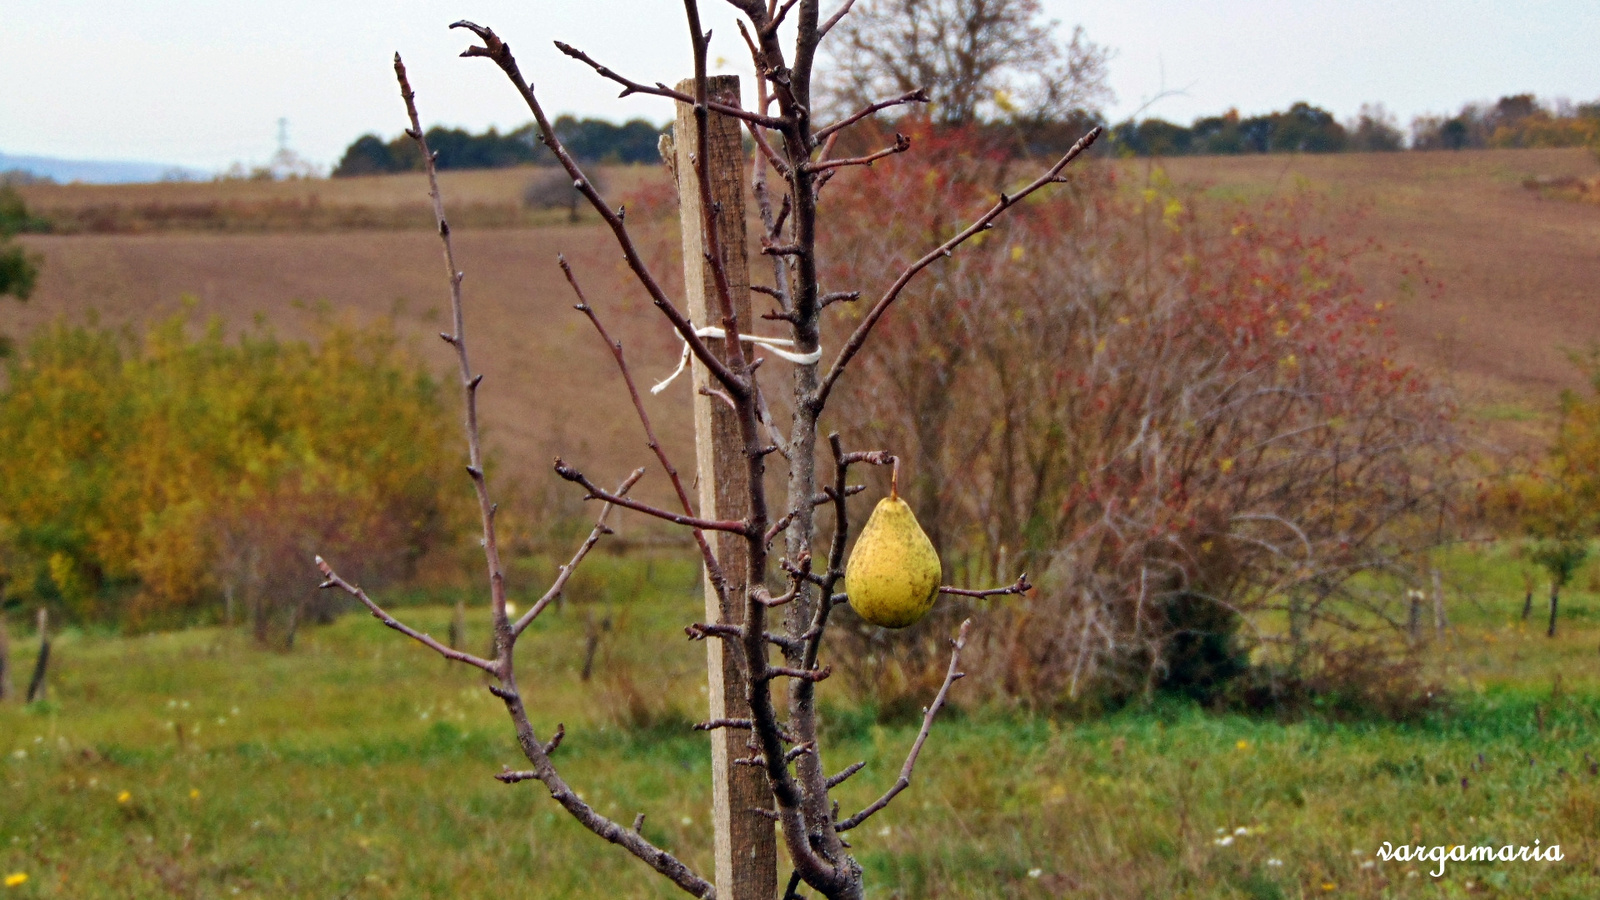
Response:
[26,608,51,704]
[672,73,778,900]
[1431,567,1447,639]
[0,610,12,701]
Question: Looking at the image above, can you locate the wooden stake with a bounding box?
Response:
[673,74,777,900]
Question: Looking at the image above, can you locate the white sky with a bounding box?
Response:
[2,1,1597,172]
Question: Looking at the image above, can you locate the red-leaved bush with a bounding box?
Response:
[817,123,1460,712]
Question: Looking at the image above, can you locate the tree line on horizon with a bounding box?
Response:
[332,115,665,176]
[334,92,1600,176]
[1115,94,1600,157]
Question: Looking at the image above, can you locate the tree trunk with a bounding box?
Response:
[1548,584,1560,638]
[1522,589,1534,621]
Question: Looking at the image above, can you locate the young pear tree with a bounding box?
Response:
[314,4,1095,898]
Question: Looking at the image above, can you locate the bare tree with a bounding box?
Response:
[315,6,1092,899]
[822,0,1111,128]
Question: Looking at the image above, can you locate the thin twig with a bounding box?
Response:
[804,132,910,172]
[836,619,972,832]
[825,761,867,790]
[814,88,930,142]
[817,0,857,40]
[316,557,497,675]
[554,40,787,129]
[554,459,751,534]
[561,257,734,610]
[514,469,644,637]
[393,54,514,653]
[938,573,1033,599]
[450,21,745,396]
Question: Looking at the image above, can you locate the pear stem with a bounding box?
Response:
[890,456,901,500]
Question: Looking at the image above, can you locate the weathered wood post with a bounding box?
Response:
[672,74,778,900]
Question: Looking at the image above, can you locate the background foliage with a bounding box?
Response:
[0,310,466,635]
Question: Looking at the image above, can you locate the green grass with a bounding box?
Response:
[4,554,1600,898]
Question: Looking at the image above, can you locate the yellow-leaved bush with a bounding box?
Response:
[0,309,466,631]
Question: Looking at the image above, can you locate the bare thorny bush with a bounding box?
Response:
[818,128,1464,714]
[313,4,1095,899]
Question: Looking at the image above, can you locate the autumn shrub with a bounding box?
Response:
[0,309,466,635]
[818,123,1461,714]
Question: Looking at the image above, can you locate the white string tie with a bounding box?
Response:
[650,326,822,395]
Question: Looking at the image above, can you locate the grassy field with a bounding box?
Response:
[3,553,1600,899]
[7,149,1600,897]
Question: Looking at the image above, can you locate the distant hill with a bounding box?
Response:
[0,152,204,184]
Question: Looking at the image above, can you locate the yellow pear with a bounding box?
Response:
[845,483,942,629]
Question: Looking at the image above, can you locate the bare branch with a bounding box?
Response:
[679,4,757,392]
[316,556,497,675]
[554,459,752,535]
[818,0,858,40]
[449,20,746,396]
[825,761,867,789]
[939,573,1032,599]
[815,126,1103,410]
[814,88,929,142]
[686,622,742,640]
[496,682,716,898]
[514,469,643,637]
[391,53,515,654]
[837,619,972,831]
[562,256,734,611]
[554,40,788,129]
[696,717,755,732]
[806,131,911,172]
[763,0,803,36]
[766,664,832,682]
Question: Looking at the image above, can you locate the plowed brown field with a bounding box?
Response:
[11,148,1600,483]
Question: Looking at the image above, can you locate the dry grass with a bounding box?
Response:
[9,165,666,234]
[1115,148,1600,453]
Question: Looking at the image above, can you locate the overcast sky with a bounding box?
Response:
[2,0,1597,172]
